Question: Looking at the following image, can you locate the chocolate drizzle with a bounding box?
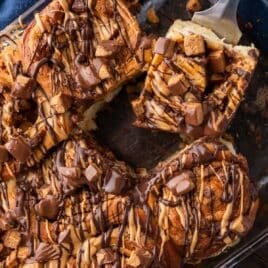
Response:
[0,0,260,267]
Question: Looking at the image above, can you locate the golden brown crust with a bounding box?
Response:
[143,137,259,263]
[0,134,259,266]
[0,2,260,268]
[0,0,155,175]
[21,0,147,101]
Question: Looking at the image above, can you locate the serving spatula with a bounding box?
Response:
[192,0,242,44]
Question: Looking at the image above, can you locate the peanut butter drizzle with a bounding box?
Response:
[0,0,260,266]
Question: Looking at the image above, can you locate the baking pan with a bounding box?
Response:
[0,0,267,267]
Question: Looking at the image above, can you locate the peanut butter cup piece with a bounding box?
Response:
[58,230,71,244]
[154,37,175,58]
[166,171,195,196]
[85,163,100,183]
[103,170,127,194]
[184,34,205,56]
[58,166,86,190]
[5,136,31,162]
[58,166,81,180]
[168,73,190,95]
[95,40,121,57]
[139,36,154,50]
[92,58,111,80]
[74,61,101,89]
[35,195,60,221]
[71,0,88,13]
[208,50,226,73]
[184,102,204,126]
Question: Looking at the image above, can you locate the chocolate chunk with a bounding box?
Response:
[139,36,153,50]
[0,145,8,162]
[92,58,111,80]
[34,243,60,262]
[208,50,226,73]
[35,195,60,221]
[71,0,87,13]
[168,73,190,96]
[74,61,101,89]
[58,166,86,190]
[184,34,205,56]
[154,37,175,58]
[103,170,127,194]
[5,136,32,162]
[96,248,116,265]
[50,93,72,114]
[12,74,34,99]
[127,249,153,268]
[58,229,71,244]
[190,143,215,162]
[248,49,259,60]
[184,102,204,126]
[95,40,121,57]
[58,166,81,179]
[92,58,104,73]
[84,163,100,183]
[166,171,195,196]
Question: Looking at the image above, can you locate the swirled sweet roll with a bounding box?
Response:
[0,0,154,173]
[133,137,259,263]
[21,0,151,102]
[132,20,259,140]
[0,135,181,267]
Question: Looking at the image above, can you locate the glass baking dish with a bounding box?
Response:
[0,0,267,267]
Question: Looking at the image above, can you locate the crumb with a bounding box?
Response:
[245,22,253,29]
[146,7,160,24]
[255,86,268,110]
[186,0,202,13]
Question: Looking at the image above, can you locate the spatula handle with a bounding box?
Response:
[221,0,240,21]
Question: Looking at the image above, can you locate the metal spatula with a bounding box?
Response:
[192,0,242,44]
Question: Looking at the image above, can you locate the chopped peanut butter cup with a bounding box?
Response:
[132,20,259,140]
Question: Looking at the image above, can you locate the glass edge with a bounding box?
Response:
[0,0,50,34]
[214,228,268,268]
[0,0,267,267]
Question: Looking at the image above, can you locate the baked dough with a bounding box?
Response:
[132,20,259,140]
